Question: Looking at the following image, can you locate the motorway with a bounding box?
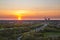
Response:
[0,28,13,31]
[0,23,48,40]
[17,23,48,40]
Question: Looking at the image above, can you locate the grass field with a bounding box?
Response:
[44,32,60,37]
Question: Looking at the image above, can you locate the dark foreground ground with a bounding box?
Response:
[0,20,60,40]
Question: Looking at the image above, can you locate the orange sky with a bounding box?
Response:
[0,0,60,20]
[0,9,60,20]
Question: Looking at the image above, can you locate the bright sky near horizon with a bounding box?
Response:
[0,0,60,20]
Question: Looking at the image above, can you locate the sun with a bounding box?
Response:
[13,10,30,20]
[18,17,21,20]
[15,13,22,20]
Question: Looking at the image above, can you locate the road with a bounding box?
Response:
[17,34,23,40]
[0,23,48,40]
[35,24,48,32]
[17,23,48,40]
[0,28,13,31]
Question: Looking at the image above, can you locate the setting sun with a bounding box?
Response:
[18,17,21,20]
[0,0,60,20]
[16,14,22,20]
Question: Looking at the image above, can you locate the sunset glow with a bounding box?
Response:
[16,13,22,20]
[0,0,60,20]
[18,17,21,20]
[16,10,29,14]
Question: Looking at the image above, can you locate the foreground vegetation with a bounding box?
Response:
[0,23,60,40]
[21,23,60,40]
[0,23,43,40]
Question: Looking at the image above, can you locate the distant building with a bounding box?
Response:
[45,18,47,21]
[44,17,51,23]
[48,18,50,21]
[47,18,50,22]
